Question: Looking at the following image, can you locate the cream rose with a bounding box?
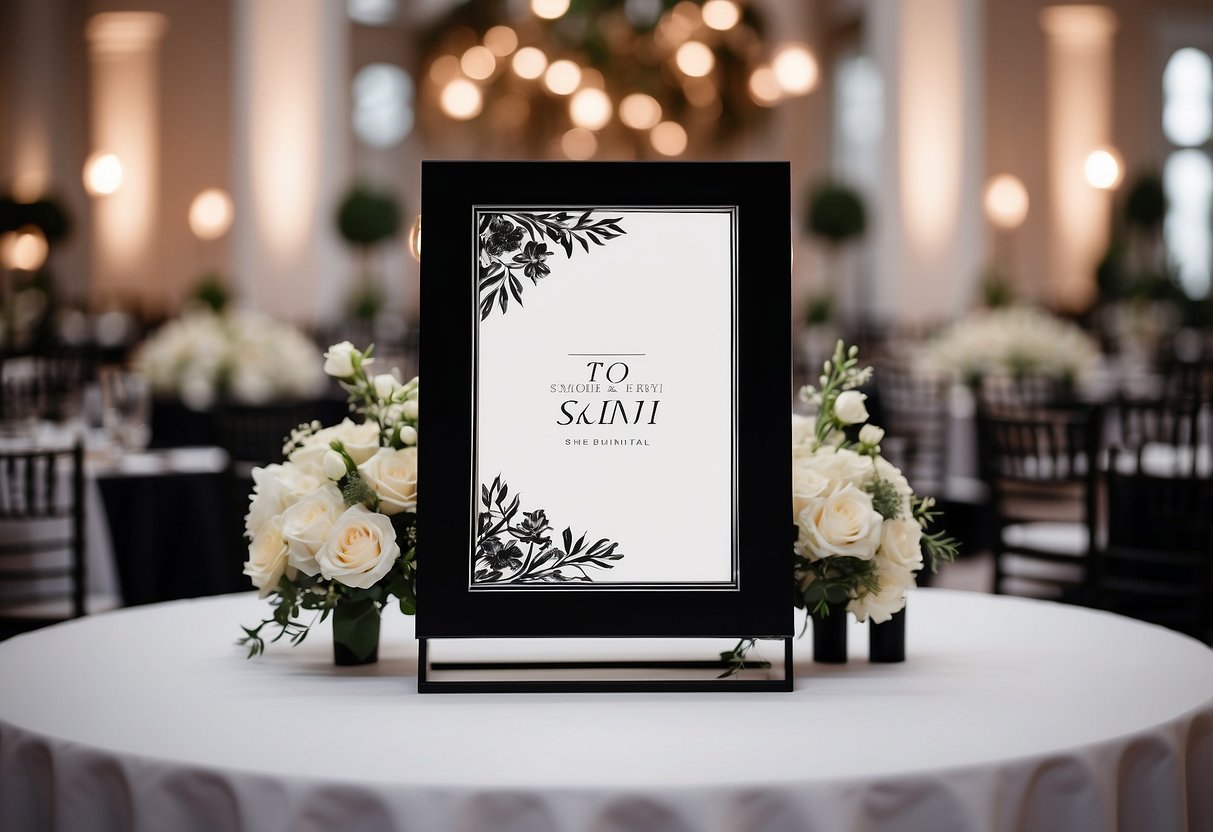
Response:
[243,515,290,598]
[791,454,831,520]
[316,505,400,588]
[833,390,869,425]
[859,424,885,447]
[291,419,382,472]
[245,463,286,539]
[791,413,815,448]
[797,482,883,560]
[323,341,358,378]
[281,485,345,576]
[847,563,914,623]
[800,446,872,490]
[877,518,924,573]
[358,447,418,515]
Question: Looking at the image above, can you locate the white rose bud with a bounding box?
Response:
[859,424,885,446]
[316,504,401,589]
[323,341,359,378]
[833,390,869,425]
[398,425,418,446]
[373,373,399,400]
[322,449,348,482]
[401,399,418,420]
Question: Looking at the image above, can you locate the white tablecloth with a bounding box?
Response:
[0,589,1210,832]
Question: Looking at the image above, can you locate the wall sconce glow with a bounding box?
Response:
[189,188,234,241]
[0,227,49,272]
[84,152,123,196]
[675,41,715,78]
[531,0,570,21]
[408,214,422,262]
[440,79,483,120]
[353,63,415,147]
[984,175,1030,230]
[569,88,612,130]
[544,60,581,96]
[650,121,688,156]
[483,26,518,58]
[347,0,396,26]
[619,93,662,129]
[702,0,740,31]
[512,47,548,80]
[1084,147,1123,190]
[772,44,818,96]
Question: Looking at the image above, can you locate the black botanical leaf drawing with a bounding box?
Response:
[473,474,625,583]
[477,210,626,320]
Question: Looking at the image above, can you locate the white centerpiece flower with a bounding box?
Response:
[316,504,401,589]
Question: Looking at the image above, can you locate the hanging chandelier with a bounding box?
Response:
[416,0,818,159]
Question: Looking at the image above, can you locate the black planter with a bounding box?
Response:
[869,606,906,663]
[332,600,381,666]
[811,602,849,663]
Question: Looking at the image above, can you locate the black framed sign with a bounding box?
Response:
[418,161,791,691]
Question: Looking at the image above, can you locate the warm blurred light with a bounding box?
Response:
[983,175,1030,229]
[675,41,715,77]
[491,94,531,130]
[461,46,496,80]
[532,0,570,21]
[684,77,717,107]
[189,188,234,241]
[347,0,395,26]
[0,227,49,272]
[671,1,701,27]
[569,88,612,130]
[650,121,688,156]
[1084,147,1122,189]
[619,93,662,129]
[84,152,123,196]
[772,44,818,95]
[513,47,548,79]
[544,60,581,95]
[484,26,518,57]
[561,127,598,159]
[748,66,781,105]
[408,214,421,261]
[702,0,740,31]
[580,68,606,90]
[12,172,45,204]
[440,79,483,119]
[429,54,460,85]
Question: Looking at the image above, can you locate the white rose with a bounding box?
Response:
[323,341,358,377]
[873,456,913,497]
[797,482,883,561]
[397,425,417,446]
[281,485,345,576]
[847,564,914,623]
[316,504,401,589]
[323,449,348,482]
[358,447,417,515]
[373,373,399,400]
[275,462,324,507]
[800,446,872,490]
[291,419,381,472]
[859,424,885,447]
[833,390,869,425]
[791,413,815,448]
[791,453,831,520]
[243,515,290,598]
[245,464,286,539]
[877,518,924,573]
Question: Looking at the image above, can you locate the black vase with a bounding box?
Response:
[869,606,906,663]
[811,602,849,663]
[332,600,381,666]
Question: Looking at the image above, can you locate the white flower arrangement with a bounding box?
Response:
[135,308,326,409]
[722,342,957,677]
[239,342,419,662]
[921,305,1101,384]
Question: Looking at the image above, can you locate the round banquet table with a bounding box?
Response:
[0,589,1210,832]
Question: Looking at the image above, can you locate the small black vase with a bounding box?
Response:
[869,606,906,663]
[332,599,381,666]
[811,602,849,663]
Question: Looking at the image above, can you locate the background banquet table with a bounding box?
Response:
[1,589,1210,832]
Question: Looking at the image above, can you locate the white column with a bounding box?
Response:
[867,0,985,325]
[1040,5,1118,311]
[85,12,168,308]
[231,0,350,325]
